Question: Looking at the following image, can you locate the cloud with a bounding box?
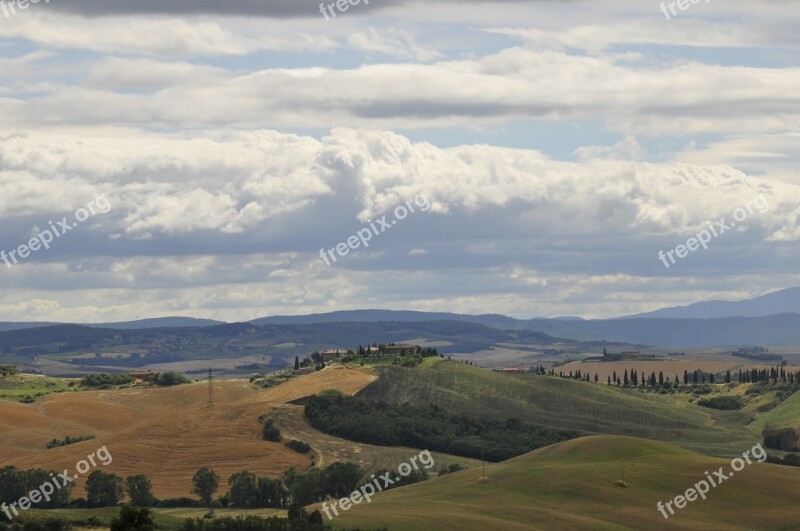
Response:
[0,14,338,56]
[348,27,441,61]
[1,127,797,249]
[3,48,798,137]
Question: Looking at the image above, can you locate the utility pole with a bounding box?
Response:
[207,367,214,407]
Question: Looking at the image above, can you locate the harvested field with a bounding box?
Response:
[0,366,375,499]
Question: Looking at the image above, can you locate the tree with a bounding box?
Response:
[192,468,219,507]
[693,370,699,384]
[294,357,300,371]
[308,510,323,525]
[110,505,155,531]
[658,371,664,385]
[257,477,287,508]
[125,475,154,507]
[262,418,281,442]
[86,470,125,508]
[594,373,598,383]
[684,370,689,385]
[228,471,258,507]
[710,373,715,384]
[323,462,363,499]
[623,370,629,386]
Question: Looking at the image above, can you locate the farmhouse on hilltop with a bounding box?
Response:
[321,349,343,362]
[383,344,419,356]
[128,370,156,381]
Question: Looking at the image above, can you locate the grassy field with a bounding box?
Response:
[751,389,800,431]
[14,506,288,530]
[0,373,74,402]
[327,435,800,531]
[355,358,757,455]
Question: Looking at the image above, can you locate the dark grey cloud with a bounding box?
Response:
[49,0,399,17]
[47,0,541,17]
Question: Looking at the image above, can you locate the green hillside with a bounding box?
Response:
[328,435,800,530]
[0,373,73,402]
[752,390,800,431]
[356,359,754,455]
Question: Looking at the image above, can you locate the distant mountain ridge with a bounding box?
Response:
[621,287,800,319]
[2,288,800,346]
[0,316,222,332]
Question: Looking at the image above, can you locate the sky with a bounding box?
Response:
[0,0,799,322]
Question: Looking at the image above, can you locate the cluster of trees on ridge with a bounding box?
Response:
[530,365,800,387]
[79,372,191,388]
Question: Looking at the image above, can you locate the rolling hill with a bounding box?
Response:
[355,358,756,455]
[328,435,800,530]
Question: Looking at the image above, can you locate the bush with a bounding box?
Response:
[763,427,799,451]
[46,435,95,449]
[284,440,311,453]
[154,372,191,386]
[157,498,200,508]
[110,506,155,531]
[696,395,744,410]
[261,418,281,442]
[81,374,134,387]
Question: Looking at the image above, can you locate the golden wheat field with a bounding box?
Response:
[0,366,376,498]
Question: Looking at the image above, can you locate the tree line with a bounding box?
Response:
[304,393,579,461]
[530,365,800,388]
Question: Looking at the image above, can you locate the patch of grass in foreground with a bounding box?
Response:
[328,435,800,531]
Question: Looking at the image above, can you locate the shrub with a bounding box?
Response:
[46,435,95,449]
[763,427,799,451]
[261,418,281,442]
[157,497,200,508]
[285,440,311,453]
[80,374,134,387]
[696,395,744,410]
[154,372,191,386]
[0,366,18,377]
